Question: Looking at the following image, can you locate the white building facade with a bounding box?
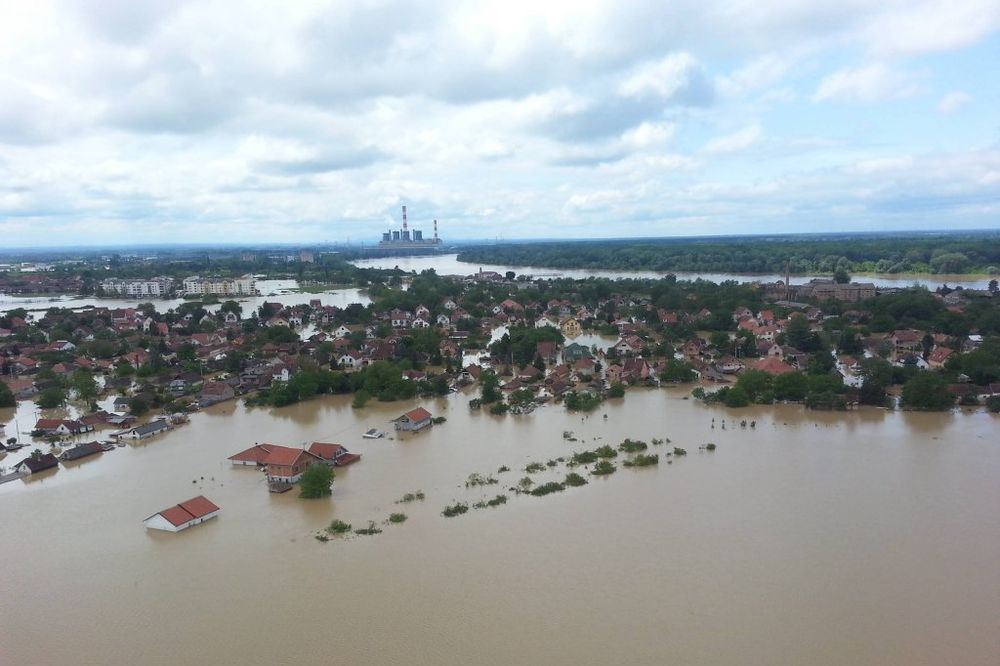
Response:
[182,275,257,296]
[101,277,175,297]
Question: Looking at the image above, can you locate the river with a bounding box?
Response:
[0,280,371,316]
[1,389,997,665]
[350,253,993,289]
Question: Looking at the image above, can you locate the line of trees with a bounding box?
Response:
[457,234,1000,275]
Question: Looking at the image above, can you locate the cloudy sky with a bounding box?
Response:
[1,0,999,247]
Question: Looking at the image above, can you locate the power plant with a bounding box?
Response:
[379,206,443,249]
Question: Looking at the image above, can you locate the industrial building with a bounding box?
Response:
[379,206,443,249]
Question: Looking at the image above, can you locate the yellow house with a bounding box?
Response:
[560,317,582,338]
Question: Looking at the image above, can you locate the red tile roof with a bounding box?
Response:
[308,442,346,460]
[263,446,315,467]
[227,444,274,464]
[178,496,220,519]
[158,505,194,527]
[154,496,220,526]
[401,407,432,422]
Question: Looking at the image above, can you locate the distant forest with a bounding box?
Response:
[457,234,1000,276]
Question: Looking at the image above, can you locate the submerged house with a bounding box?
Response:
[143,496,220,532]
[263,447,321,483]
[307,442,361,467]
[123,419,171,440]
[15,453,59,475]
[393,407,433,432]
[60,441,104,462]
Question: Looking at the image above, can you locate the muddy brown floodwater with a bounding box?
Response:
[1,389,998,665]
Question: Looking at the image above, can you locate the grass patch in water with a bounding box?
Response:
[355,521,383,535]
[466,473,499,488]
[442,502,469,517]
[327,519,352,534]
[623,453,659,467]
[524,462,546,473]
[619,439,648,453]
[474,494,509,509]
[591,460,616,476]
[396,490,426,504]
[563,472,588,487]
[530,481,566,496]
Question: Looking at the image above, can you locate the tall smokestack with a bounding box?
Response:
[402,205,408,232]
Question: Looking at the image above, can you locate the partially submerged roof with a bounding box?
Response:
[399,407,432,422]
[148,495,220,527]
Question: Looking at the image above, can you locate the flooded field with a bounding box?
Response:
[1,390,997,665]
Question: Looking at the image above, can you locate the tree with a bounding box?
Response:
[128,396,149,416]
[773,372,809,401]
[219,300,242,317]
[833,267,851,284]
[480,370,501,404]
[608,382,625,398]
[659,359,695,383]
[901,372,954,411]
[785,313,813,351]
[37,387,67,409]
[69,369,98,404]
[706,331,728,351]
[735,369,773,403]
[0,381,15,407]
[299,464,334,498]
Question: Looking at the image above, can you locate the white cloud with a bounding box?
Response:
[621,122,675,149]
[0,1,998,245]
[617,53,713,104]
[863,0,1000,56]
[813,63,921,102]
[716,55,790,97]
[937,91,971,113]
[704,124,763,154]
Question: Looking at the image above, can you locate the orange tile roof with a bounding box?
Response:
[159,505,196,527]
[178,495,220,519]
[308,442,345,459]
[402,407,432,422]
[227,444,274,463]
[263,446,315,466]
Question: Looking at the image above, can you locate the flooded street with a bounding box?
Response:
[1,390,998,665]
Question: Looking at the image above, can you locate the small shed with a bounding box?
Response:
[393,407,433,432]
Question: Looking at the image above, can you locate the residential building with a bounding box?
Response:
[100,277,175,297]
[182,275,257,296]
